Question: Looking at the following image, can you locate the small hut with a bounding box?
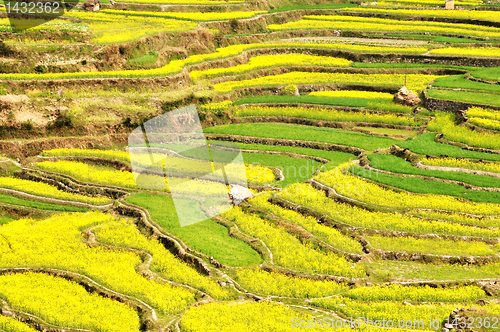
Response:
[228,185,254,206]
[445,0,455,10]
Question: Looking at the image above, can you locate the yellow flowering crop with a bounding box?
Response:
[102,9,266,21]
[35,160,230,197]
[467,107,500,121]
[190,54,352,80]
[343,8,500,23]
[428,113,500,150]
[409,210,500,229]
[0,18,89,32]
[268,15,500,39]
[279,183,500,235]
[420,157,500,175]
[223,207,366,277]
[234,268,348,298]
[0,42,426,81]
[309,90,393,99]
[42,148,130,163]
[0,272,140,332]
[469,117,500,131]
[0,176,110,205]
[314,163,500,215]
[430,47,500,58]
[199,100,234,112]
[346,284,485,302]
[307,15,498,33]
[367,234,495,256]
[0,212,195,314]
[0,315,39,332]
[251,192,364,254]
[312,296,457,326]
[377,0,481,6]
[245,165,277,185]
[38,153,271,186]
[180,301,330,332]
[214,72,441,92]
[235,106,422,126]
[95,219,231,299]
[63,11,198,44]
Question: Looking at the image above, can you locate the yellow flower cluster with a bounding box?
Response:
[64,11,197,44]
[367,234,495,256]
[95,219,231,299]
[0,315,37,332]
[344,8,500,23]
[309,90,393,99]
[36,160,231,197]
[0,59,185,80]
[214,72,441,92]
[0,272,140,332]
[278,183,500,236]
[312,296,456,326]
[36,160,156,189]
[410,209,500,228]
[184,43,426,67]
[469,117,500,131]
[430,47,500,58]
[0,18,89,33]
[37,155,269,187]
[199,100,234,112]
[314,163,500,215]
[0,42,426,81]
[0,176,110,205]
[234,268,348,298]
[269,15,500,38]
[190,54,352,80]
[428,113,500,150]
[180,301,330,332]
[42,148,130,163]
[236,106,421,126]
[345,284,485,302]
[0,212,195,314]
[102,9,266,21]
[222,207,366,277]
[245,165,276,185]
[309,15,497,32]
[377,0,481,6]
[467,107,500,121]
[420,157,500,175]
[251,192,364,254]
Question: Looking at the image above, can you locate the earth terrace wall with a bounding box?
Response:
[422,90,500,112]
[204,133,364,155]
[336,10,500,29]
[269,195,498,245]
[1,49,497,92]
[107,3,251,12]
[114,202,213,277]
[2,73,190,93]
[189,47,500,74]
[368,247,498,265]
[0,268,156,331]
[17,168,128,199]
[202,8,500,34]
[234,115,423,131]
[0,134,128,160]
[228,84,401,100]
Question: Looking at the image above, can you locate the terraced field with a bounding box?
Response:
[0,0,500,330]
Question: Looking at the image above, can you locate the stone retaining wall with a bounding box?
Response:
[423,90,500,112]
